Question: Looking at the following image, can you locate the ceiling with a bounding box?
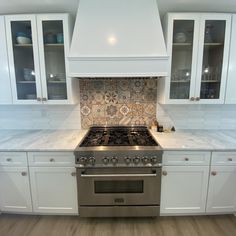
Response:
[0,0,236,19]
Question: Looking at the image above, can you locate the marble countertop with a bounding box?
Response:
[150,129,236,151]
[0,129,88,151]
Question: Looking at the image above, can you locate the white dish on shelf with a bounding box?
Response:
[16,36,31,44]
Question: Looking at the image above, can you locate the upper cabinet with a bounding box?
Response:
[5,14,79,105]
[0,16,12,104]
[157,13,231,104]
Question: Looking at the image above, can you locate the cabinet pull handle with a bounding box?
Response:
[195,97,200,101]
[185,158,189,161]
[37,97,42,102]
[42,97,47,102]
[50,158,55,162]
[71,172,76,177]
[211,171,217,176]
[228,158,233,161]
[21,172,27,176]
[6,158,12,162]
[190,97,195,101]
[162,171,168,176]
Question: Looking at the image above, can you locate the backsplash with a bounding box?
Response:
[79,78,158,128]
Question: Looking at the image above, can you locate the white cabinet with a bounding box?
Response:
[226,14,236,104]
[5,14,79,105]
[206,152,236,213]
[0,167,32,213]
[29,167,78,214]
[158,13,231,104]
[161,165,209,215]
[0,16,12,104]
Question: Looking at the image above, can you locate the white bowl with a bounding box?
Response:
[16,36,31,44]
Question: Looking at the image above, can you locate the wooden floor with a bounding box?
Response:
[0,214,235,236]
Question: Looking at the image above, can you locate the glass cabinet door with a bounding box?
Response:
[199,20,226,99]
[39,19,68,102]
[7,18,41,102]
[170,20,196,100]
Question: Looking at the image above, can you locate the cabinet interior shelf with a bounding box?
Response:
[44,44,64,47]
[47,80,66,84]
[17,80,35,84]
[201,80,220,83]
[173,43,223,47]
[14,44,32,47]
[171,80,190,83]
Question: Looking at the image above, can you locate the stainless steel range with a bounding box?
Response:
[74,126,162,217]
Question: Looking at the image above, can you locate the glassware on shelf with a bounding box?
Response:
[205,24,213,43]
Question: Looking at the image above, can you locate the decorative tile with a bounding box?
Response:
[93,80,104,91]
[131,117,146,126]
[131,103,144,117]
[130,92,144,103]
[106,104,118,118]
[81,105,91,116]
[105,79,117,91]
[92,105,105,118]
[92,91,104,104]
[144,103,156,116]
[105,91,118,104]
[118,90,130,103]
[145,79,157,89]
[120,104,130,116]
[118,80,130,91]
[130,79,144,93]
[144,88,157,102]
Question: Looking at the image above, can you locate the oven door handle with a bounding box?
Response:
[80,173,157,178]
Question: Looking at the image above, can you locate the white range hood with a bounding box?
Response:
[68,0,168,77]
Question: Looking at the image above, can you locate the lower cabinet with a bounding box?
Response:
[206,166,236,213]
[160,166,209,214]
[29,167,78,214]
[0,167,32,213]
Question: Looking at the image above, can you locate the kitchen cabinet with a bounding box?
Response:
[0,166,32,213]
[0,16,12,104]
[206,152,236,213]
[158,13,231,104]
[5,14,79,105]
[28,152,78,214]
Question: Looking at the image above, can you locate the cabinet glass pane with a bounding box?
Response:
[42,20,67,100]
[11,21,37,100]
[170,20,194,99]
[200,20,226,99]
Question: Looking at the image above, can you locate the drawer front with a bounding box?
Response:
[212,152,236,165]
[0,152,28,166]
[163,151,211,166]
[28,152,75,167]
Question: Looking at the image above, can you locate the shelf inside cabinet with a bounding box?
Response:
[44,44,64,47]
[201,80,220,83]
[171,80,190,83]
[204,43,224,47]
[173,43,192,47]
[47,80,66,84]
[14,44,33,47]
[17,80,36,84]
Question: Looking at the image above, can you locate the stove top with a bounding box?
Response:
[79,126,158,147]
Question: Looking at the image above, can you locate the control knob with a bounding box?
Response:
[103,157,109,165]
[133,157,140,165]
[142,156,149,165]
[111,157,118,165]
[151,156,158,164]
[79,157,87,165]
[124,157,131,165]
[88,157,95,165]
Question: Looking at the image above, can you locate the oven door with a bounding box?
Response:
[77,167,161,206]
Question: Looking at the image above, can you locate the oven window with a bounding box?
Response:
[94,180,143,194]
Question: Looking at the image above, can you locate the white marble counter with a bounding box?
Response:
[0,129,88,151]
[150,130,236,151]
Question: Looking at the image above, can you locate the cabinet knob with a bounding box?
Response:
[195,97,200,101]
[162,171,168,176]
[211,171,217,176]
[50,158,55,162]
[6,158,12,162]
[21,172,27,176]
[228,158,233,161]
[71,172,76,177]
[190,97,195,101]
[185,157,189,161]
[42,97,47,102]
[37,97,42,102]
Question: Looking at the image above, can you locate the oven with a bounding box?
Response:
[77,166,162,217]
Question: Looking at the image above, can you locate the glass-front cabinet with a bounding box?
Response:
[160,13,231,104]
[5,14,74,104]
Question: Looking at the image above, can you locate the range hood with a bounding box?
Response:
[68,0,168,77]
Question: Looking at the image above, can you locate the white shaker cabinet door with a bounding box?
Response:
[29,167,78,214]
[0,16,12,104]
[160,166,209,215]
[0,167,32,213]
[206,166,236,213]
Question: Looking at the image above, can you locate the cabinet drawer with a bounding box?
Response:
[28,152,75,167]
[163,151,211,166]
[212,152,236,165]
[0,152,27,166]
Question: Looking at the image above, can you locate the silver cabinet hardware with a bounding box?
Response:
[71,172,76,177]
[185,158,189,161]
[228,158,233,161]
[21,172,27,176]
[50,158,55,162]
[190,97,195,101]
[6,158,12,162]
[37,97,42,102]
[211,171,217,176]
[42,97,47,102]
[162,171,168,176]
[195,97,200,101]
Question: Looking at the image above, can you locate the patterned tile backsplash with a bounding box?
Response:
[79,78,158,128]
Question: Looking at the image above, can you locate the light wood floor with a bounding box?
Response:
[0,214,235,236]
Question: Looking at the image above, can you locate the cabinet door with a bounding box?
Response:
[161,166,209,215]
[5,15,42,104]
[0,167,32,213]
[29,167,78,214]
[166,14,200,104]
[37,14,72,104]
[195,14,231,104]
[0,16,12,104]
[207,166,236,213]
